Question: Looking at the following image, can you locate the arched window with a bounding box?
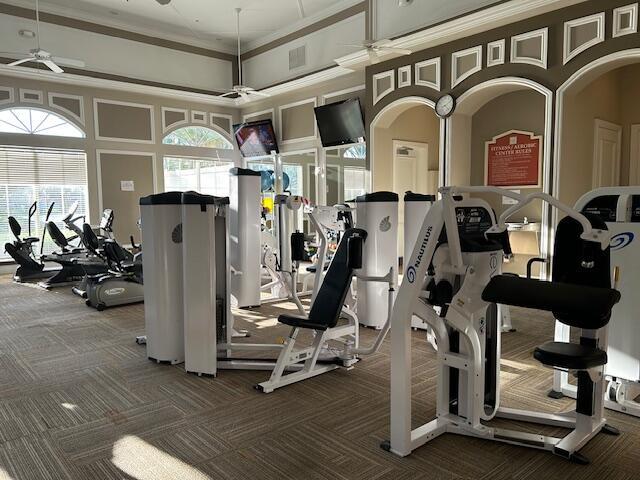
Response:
[163,126,233,149]
[0,108,84,137]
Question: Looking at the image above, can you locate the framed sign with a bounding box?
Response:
[485,130,542,188]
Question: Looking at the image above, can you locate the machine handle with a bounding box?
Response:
[347,235,364,270]
[486,230,513,259]
[526,257,547,279]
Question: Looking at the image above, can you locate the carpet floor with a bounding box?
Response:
[0,274,638,480]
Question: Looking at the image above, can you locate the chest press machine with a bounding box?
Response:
[141,191,394,392]
[385,186,620,465]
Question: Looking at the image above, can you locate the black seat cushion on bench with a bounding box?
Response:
[279,314,336,331]
[534,341,608,370]
[278,228,367,331]
[482,275,620,330]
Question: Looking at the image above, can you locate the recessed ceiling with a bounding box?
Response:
[9,0,354,51]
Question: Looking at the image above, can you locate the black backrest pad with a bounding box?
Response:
[308,228,367,329]
[552,214,610,288]
[46,222,68,248]
[8,216,21,238]
[103,240,129,264]
[483,214,620,330]
[82,224,100,252]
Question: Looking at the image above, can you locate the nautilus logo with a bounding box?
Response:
[406,225,433,283]
[406,266,417,283]
[379,216,391,232]
[610,232,634,251]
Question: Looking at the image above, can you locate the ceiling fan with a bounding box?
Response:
[220,8,270,102]
[342,40,412,64]
[0,0,85,73]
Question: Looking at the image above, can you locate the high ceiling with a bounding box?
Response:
[5,0,356,52]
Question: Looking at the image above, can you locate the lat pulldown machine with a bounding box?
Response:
[385,186,621,464]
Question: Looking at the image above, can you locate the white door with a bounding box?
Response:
[393,142,419,258]
[630,124,640,186]
[592,119,622,188]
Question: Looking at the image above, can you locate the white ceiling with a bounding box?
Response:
[5,0,358,53]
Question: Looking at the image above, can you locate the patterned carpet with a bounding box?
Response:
[0,274,639,480]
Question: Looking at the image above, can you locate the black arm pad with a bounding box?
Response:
[486,230,512,257]
[482,275,620,330]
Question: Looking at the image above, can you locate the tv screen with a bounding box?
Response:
[314,98,365,148]
[233,119,279,157]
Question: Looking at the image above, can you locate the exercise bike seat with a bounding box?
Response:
[24,237,40,244]
[534,342,607,370]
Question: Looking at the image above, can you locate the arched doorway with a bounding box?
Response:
[369,96,443,258]
[554,49,640,213]
[446,78,554,277]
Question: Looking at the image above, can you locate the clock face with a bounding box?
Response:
[436,94,455,118]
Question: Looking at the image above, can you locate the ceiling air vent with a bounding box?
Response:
[289,45,306,70]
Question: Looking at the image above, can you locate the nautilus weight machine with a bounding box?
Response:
[385,186,620,464]
[550,187,640,418]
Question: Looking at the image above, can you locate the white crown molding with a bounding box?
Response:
[0,64,237,107]
[250,65,355,101]
[335,0,584,71]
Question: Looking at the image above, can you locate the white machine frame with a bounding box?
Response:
[551,186,640,417]
[387,186,613,463]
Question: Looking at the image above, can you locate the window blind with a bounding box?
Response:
[0,146,87,185]
[0,146,88,260]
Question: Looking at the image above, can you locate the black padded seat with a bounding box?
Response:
[534,342,608,370]
[279,314,333,331]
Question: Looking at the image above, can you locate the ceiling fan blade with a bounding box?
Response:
[7,58,32,67]
[52,56,85,68]
[340,43,367,48]
[380,47,412,55]
[219,91,236,98]
[42,59,64,73]
[249,90,271,98]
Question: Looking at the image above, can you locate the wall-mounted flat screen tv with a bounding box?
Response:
[233,119,279,157]
[314,98,365,148]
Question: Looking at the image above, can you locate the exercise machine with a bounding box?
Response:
[37,203,112,289]
[80,224,143,311]
[4,201,59,282]
[354,192,399,329]
[260,194,307,314]
[385,186,620,464]
[305,203,354,302]
[141,190,394,391]
[71,208,117,298]
[550,187,640,418]
[403,192,514,334]
[229,168,262,309]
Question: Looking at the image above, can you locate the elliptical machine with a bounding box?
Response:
[4,201,59,282]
